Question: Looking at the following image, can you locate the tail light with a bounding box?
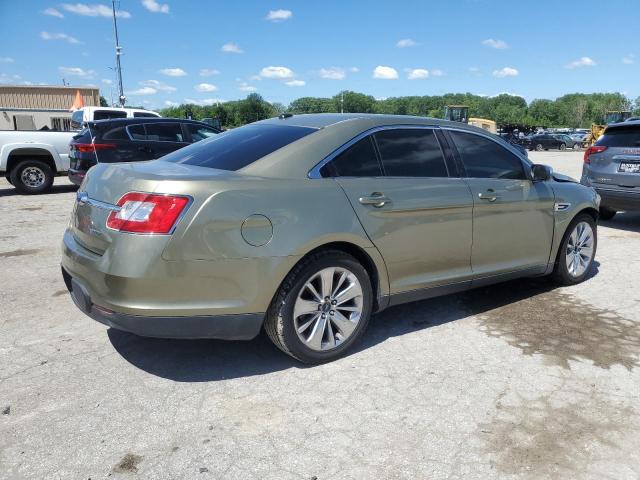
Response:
[73,143,116,153]
[584,145,607,164]
[106,192,191,234]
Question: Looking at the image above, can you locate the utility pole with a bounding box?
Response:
[340,91,344,114]
[111,0,125,106]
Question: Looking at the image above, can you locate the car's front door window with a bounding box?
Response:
[449,130,526,179]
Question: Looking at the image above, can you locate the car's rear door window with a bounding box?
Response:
[450,130,526,179]
[320,136,382,177]
[162,124,316,171]
[597,126,640,147]
[144,122,184,142]
[185,123,219,142]
[127,124,146,140]
[374,129,448,177]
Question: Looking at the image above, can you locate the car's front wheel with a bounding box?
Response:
[535,143,544,151]
[559,143,567,151]
[10,160,54,194]
[553,213,597,285]
[265,250,373,364]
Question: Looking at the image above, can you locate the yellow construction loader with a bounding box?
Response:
[586,110,631,146]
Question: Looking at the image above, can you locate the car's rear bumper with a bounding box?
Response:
[595,187,640,211]
[62,266,264,340]
[68,169,86,186]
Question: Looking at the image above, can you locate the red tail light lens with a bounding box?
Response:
[106,192,191,234]
[584,145,607,164]
[73,143,116,153]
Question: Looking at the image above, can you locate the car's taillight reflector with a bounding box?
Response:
[584,145,607,164]
[106,192,191,234]
[73,143,116,153]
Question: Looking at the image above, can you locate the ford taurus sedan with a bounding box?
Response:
[61,114,600,363]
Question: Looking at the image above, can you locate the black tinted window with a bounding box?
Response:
[93,110,127,121]
[128,124,145,140]
[144,122,184,142]
[597,127,640,147]
[162,124,316,171]
[450,131,526,180]
[101,125,129,140]
[375,129,448,177]
[133,112,159,118]
[321,137,382,177]
[186,123,219,142]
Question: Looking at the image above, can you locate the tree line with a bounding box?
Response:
[159,91,640,130]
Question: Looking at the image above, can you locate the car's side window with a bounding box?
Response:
[127,124,145,140]
[144,122,184,142]
[186,124,218,142]
[320,136,383,177]
[374,129,448,177]
[449,130,526,180]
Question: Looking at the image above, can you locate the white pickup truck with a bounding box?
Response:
[0,130,75,194]
[0,106,161,194]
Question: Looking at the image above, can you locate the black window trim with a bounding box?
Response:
[441,127,533,180]
[308,124,446,179]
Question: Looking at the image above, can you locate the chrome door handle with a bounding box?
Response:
[359,193,390,208]
[478,192,498,202]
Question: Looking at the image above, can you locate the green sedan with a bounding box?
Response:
[61,114,600,363]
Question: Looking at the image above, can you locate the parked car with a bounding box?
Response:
[570,133,587,146]
[70,107,160,130]
[581,120,640,220]
[553,134,579,149]
[0,129,74,193]
[61,114,599,363]
[68,118,219,185]
[529,133,572,151]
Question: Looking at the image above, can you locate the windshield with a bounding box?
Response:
[161,123,316,170]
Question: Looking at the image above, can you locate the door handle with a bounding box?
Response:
[359,192,390,208]
[478,192,498,202]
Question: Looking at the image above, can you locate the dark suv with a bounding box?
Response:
[581,121,640,219]
[529,133,571,151]
[68,118,219,185]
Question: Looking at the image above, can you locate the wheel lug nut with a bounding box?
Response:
[331,300,336,305]
[321,314,326,319]
[330,310,335,315]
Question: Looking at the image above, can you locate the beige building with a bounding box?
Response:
[0,85,100,131]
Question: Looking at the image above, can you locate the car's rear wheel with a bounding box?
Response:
[535,143,544,151]
[552,213,597,285]
[598,206,617,221]
[10,160,54,194]
[265,250,373,364]
[559,143,567,151]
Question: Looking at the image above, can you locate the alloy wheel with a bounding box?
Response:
[565,221,594,277]
[293,267,364,351]
[20,166,46,188]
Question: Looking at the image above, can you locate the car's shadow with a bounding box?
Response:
[600,212,640,234]
[0,183,78,197]
[109,262,612,382]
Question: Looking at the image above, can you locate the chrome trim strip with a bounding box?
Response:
[554,202,571,212]
[307,124,441,179]
[76,191,121,212]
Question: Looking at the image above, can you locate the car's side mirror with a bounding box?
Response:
[532,164,552,182]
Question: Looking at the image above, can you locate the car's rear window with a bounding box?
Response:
[161,124,316,170]
[597,126,640,147]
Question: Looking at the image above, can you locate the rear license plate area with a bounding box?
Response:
[619,162,640,173]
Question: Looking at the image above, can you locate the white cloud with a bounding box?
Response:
[0,73,22,84]
[141,0,169,13]
[373,65,399,79]
[61,3,131,18]
[102,78,113,84]
[238,82,257,92]
[127,86,157,95]
[349,67,359,73]
[0,57,14,63]
[482,38,509,49]
[42,7,64,18]
[469,67,482,76]
[430,69,444,77]
[184,98,225,106]
[285,79,305,87]
[195,83,218,92]
[397,38,418,48]
[565,57,596,69]
[406,68,429,80]
[159,67,187,77]
[492,67,519,77]
[265,9,292,21]
[260,66,294,79]
[59,66,95,78]
[622,54,635,65]
[199,68,220,77]
[41,31,82,44]
[318,67,346,80]
[221,43,243,54]
[140,79,175,92]
[164,100,179,107]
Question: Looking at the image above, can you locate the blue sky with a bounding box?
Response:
[1,0,638,109]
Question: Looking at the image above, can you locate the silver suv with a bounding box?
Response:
[581,121,640,220]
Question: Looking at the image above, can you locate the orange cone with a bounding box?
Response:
[69,89,85,111]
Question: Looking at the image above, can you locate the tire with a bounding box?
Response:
[535,143,544,151]
[573,143,580,150]
[264,250,373,364]
[598,207,616,221]
[559,143,567,151]
[552,213,597,285]
[4,174,12,186]
[10,160,54,194]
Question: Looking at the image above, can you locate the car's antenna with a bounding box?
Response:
[111,0,126,107]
